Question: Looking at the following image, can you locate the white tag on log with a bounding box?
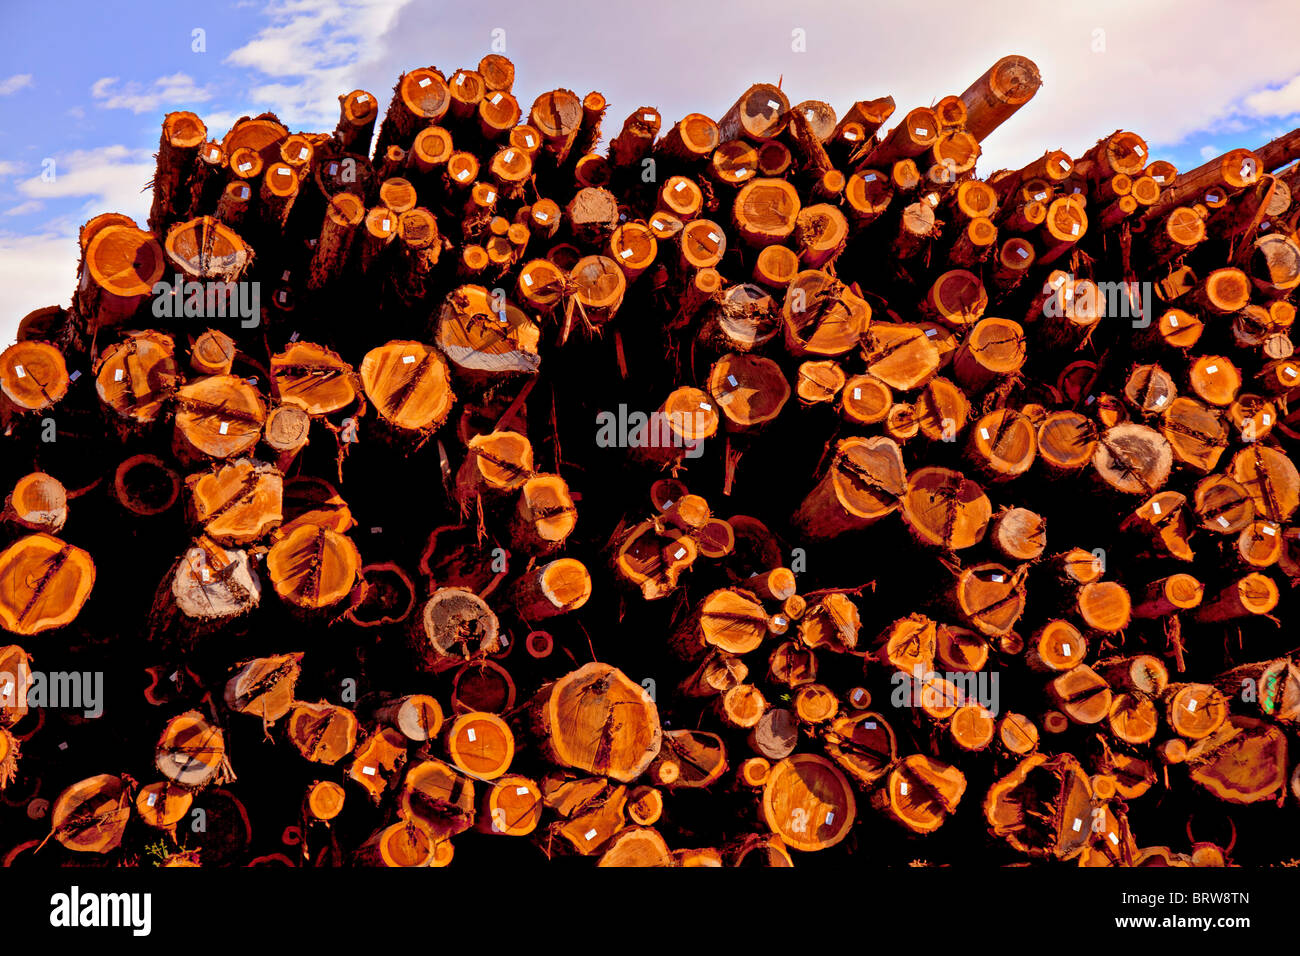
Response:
[1017,247,1029,258]
[1134,144,1145,156]
[516,786,529,796]
[1168,316,1179,327]
[238,162,251,172]
[14,365,24,378]
[674,547,686,560]
[114,368,124,382]
[1263,414,1271,424]
[900,782,908,795]
[699,402,711,411]
[1070,222,1080,236]
[1205,365,1218,374]
[865,721,876,729]
[863,173,876,182]
[643,112,655,122]
[620,248,634,259]
[924,328,936,337]
[1218,516,1229,528]
[458,169,470,180]
[522,274,533,286]
[147,793,157,807]
[1059,159,1070,170]
[980,428,990,440]
[727,374,738,387]
[1109,832,1120,845]
[585,829,599,841]
[535,212,547,221]
[362,766,375,776]
[1154,394,1166,407]
[1264,525,1276,536]
[767,100,780,110]
[381,218,390,230]
[485,191,496,203]
[825,812,834,825]
[675,181,687,193]
[504,150,515,162]
[1061,643,1071,657]
[1072,818,1083,832]
[991,574,1004,583]
[707,231,720,243]
[418,76,431,87]
[845,131,857,140]
[455,74,465,85]
[853,388,862,400]
[218,421,229,435]
[466,727,477,742]
[70,370,81,381]
[491,93,503,105]
[356,93,369,102]
[524,134,534,147]
[1187,699,1198,712]
[662,499,674,510]
[1151,500,1162,515]
[1035,192,1047,201]
[402,355,415,364]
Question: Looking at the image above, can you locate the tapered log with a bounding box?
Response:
[1193,573,1279,621]
[1132,574,1203,618]
[792,436,905,539]
[509,558,592,620]
[960,55,1041,141]
[719,84,788,143]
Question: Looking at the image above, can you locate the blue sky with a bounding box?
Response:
[2,0,1299,345]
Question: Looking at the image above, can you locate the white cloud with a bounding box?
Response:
[91,72,214,114]
[17,145,153,225]
[1199,145,1218,160]
[224,0,413,127]
[0,160,22,177]
[0,232,78,349]
[4,201,42,216]
[0,74,33,96]
[1245,74,1300,118]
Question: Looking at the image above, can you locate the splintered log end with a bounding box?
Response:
[223,653,303,723]
[287,702,359,764]
[416,587,500,671]
[186,458,283,545]
[983,753,1092,859]
[793,435,905,538]
[513,473,577,554]
[879,754,965,834]
[348,727,409,802]
[51,774,131,853]
[170,537,261,624]
[531,663,661,782]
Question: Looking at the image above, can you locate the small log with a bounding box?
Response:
[718,84,789,143]
[374,695,443,742]
[1049,664,1112,724]
[348,727,408,802]
[671,588,768,659]
[1132,574,1203,618]
[479,774,543,836]
[1164,683,1228,740]
[156,710,230,787]
[960,55,1042,141]
[509,558,592,620]
[1193,573,1279,621]
[399,758,476,840]
[990,507,1046,561]
[445,711,514,779]
[355,820,443,867]
[186,457,283,545]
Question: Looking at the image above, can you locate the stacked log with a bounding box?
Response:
[2,50,1299,871]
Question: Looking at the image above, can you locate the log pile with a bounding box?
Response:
[4,51,1300,869]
